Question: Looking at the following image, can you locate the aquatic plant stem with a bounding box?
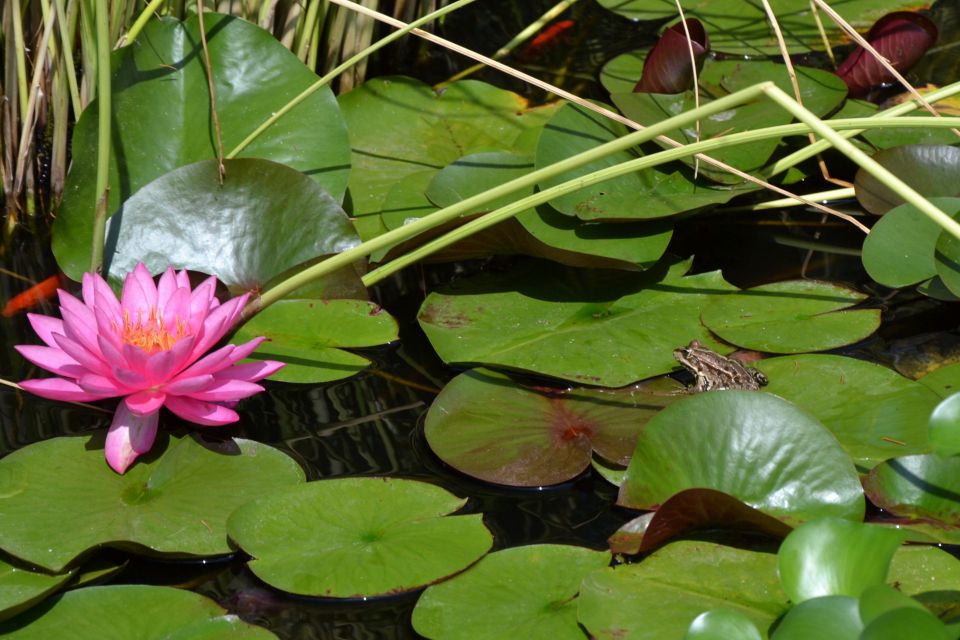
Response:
[763,85,960,242]
[121,0,166,46]
[54,0,82,115]
[244,82,772,317]
[769,80,960,176]
[89,0,112,272]
[361,114,960,286]
[248,92,960,313]
[225,0,478,159]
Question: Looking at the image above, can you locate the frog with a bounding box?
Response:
[672,340,768,392]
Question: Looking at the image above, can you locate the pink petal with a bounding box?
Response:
[226,336,266,363]
[58,289,96,333]
[175,269,191,289]
[125,389,166,414]
[165,335,198,377]
[186,379,264,402]
[162,374,214,395]
[81,271,96,306]
[19,377,103,402]
[156,267,179,308]
[165,395,239,426]
[52,332,109,377]
[121,263,157,316]
[220,359,285,382]
[15,344,83,377]
[105,400,159,474]
[122,343,151,375]
[185,277,217,334]
[173,344,236,379]
[94,305,123,355]
[27,313,65,348]
[160,287,190,331]
[143,349,176,386]
[190,296,245,356]
[89,272,122,318]
[77,373,128,396]
[60,305,104,360]
[113,365,149,388]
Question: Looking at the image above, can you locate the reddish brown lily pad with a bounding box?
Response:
[423,369,676,487]
[635,19,709,94]
[609,488,794,555]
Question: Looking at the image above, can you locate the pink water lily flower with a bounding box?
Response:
[16,263,284,474]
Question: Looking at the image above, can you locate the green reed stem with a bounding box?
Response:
[122,0,166,46]
[361,114,960,285]
[226,0,478,158]
[763,85,960,242]
[90,0,113,272]
[768,80,960,176]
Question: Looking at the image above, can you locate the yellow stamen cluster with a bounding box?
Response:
[117,307,187,353]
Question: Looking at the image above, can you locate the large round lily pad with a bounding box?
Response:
[0,434,305,572]
[861,198,960,288]
[855,145,960,215]
[418,260,739,387]
[617,391,865,525]
[234,299,398,383]
[700,280,880,353]
[578,540,789,640]
[777,518,908,604]
[756,355,938,467]
[53,13,351,280]
[0,584,277,638]
[412,544,609,640]
[226,477,492,598]
[104,158,359,291]
[0,559,74,623]
[423,368,673,487]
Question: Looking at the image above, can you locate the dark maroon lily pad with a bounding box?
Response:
[635,19,709,94]
[423,368,677,487]
[836,12,938,100]
[608,488,793,555]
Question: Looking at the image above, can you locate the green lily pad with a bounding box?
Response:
[920,362,960,398]
[423,368,670,487]
[535,102,748,219]
[700,280,879,353]
[578,540,789,640]
[338,76,558,239]
[770,596,863,640]
[425,150,673,267]
[0,434,305,572]
[418,260,739,387]
[412,544,609,640]
[777,518,908,604]
[0,559,74,622]
[684,610,763,640]
[0,584,277,638]
[935,221,960,298]
[929,393,960,456]
[855,146,960,215]
[860,607,951,640]
[611,61,846,185]
[858,583,928,626]
[104,158,359,292]
[756,355,938,467]
[226,477,492,598]
[861,199,960,288]
[596,0,919,55]
[863,454,960,529]
[617,391,865,524]
[888,544,960,614]
[53,14,350,280]
[234,299,398,383]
